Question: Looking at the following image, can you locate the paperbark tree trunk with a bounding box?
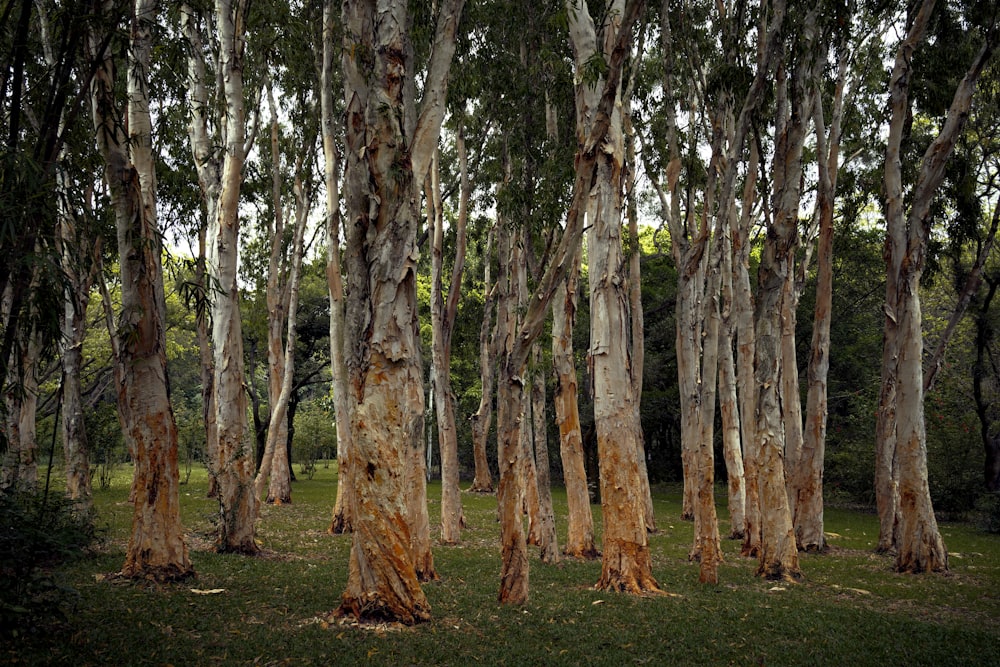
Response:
[793,54,848,553]
[734,141,761,558]
[753,7,814,582]
[553,245,597,559]
[319,0,352,535]
[335,0,463,624]
[882,0,996,573]
[430,127,470,544]
[468,223,497,494]
[89,0,191,581]
[209,0,258,554]
[625,117,656,534]
[494,0,642,604]
[180,2,222,500]
[531,347,559,563]
[567,0,659,594]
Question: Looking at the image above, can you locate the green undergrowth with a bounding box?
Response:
[5,464,999,666]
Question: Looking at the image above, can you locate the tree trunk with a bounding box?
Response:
[89,0,192,581]
[566,0,658,596]
[469,226,497,494]
[180,3,220,500]
[885,0,995,573]
[553,246,597,559]
[335,0,464,624]
[794,57,847,553]
[625,114,656,534]
[531,347,559,563]
[430,129,470,544]
[59,215,97,513]
[209,0,258,554]
[320,0,352,535]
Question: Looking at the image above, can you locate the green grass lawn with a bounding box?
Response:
[7,463,1000,666]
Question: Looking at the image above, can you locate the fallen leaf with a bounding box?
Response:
[190,588,226,595]
[592,599,605,605]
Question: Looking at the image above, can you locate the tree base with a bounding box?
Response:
[335,596,430,626]
[755,562,803,582]
[563,546,601,561]
[328,513,352,535]
[116,563,195,584]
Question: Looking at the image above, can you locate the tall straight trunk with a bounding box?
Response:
[780,265,804,519]
[794,56,848,553]
[876,1,934,555]
[566,0,658,596]
[883,0,996,573]
[753,7,813,582]
[531,346,559,563]
[59,217,97,513]
[517,235,542,547]
[625,118,656,534]
[256,82,292,505]
[468,225,497,494]
[16,314,40,490]
[430,125,471,544]
[336,0,463,624]
[735,140,761,558]
[210,0,257,553]
[89,0,191,581]
[719,312,745,539]
[256,176,309,506]
[320,0,351,534]
[195,226,218,498]
[553,245,597,559]
[496,225,530,600]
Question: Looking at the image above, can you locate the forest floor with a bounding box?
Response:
[6,463,1000,666]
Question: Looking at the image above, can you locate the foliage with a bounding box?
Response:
[0,488,98,638]
[291,399,336,478]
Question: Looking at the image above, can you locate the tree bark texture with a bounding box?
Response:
[566,0,658,595]
[884,1,996,573]
[553,246,598,559]
[89,0,191,580]
[336,0,463,623]
[209,0,258,554]
[531,347,560,563]
[430,134,470,544]
[468,224,497,494]
[320,0,352,535]
[180,3,221,500]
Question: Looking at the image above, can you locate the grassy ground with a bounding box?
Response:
[7,463,1000,666]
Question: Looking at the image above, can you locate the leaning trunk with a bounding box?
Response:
[90,0,192,580]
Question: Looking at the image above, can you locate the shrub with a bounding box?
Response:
[0,489,98,637]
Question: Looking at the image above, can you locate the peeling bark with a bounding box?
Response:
[89,0,191,581]
[335,0,464,624]
[553,246,598,559]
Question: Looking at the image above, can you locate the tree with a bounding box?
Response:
[319,0,352,534]
[334,0,465,625]
[877,0,997,573]
[564,0,657,593]
[87,0,192,581]
[183,0,259,553]
[429,123,471,544]
[553,242,598,559]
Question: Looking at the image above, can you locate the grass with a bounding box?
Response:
[6,463,1000,666]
